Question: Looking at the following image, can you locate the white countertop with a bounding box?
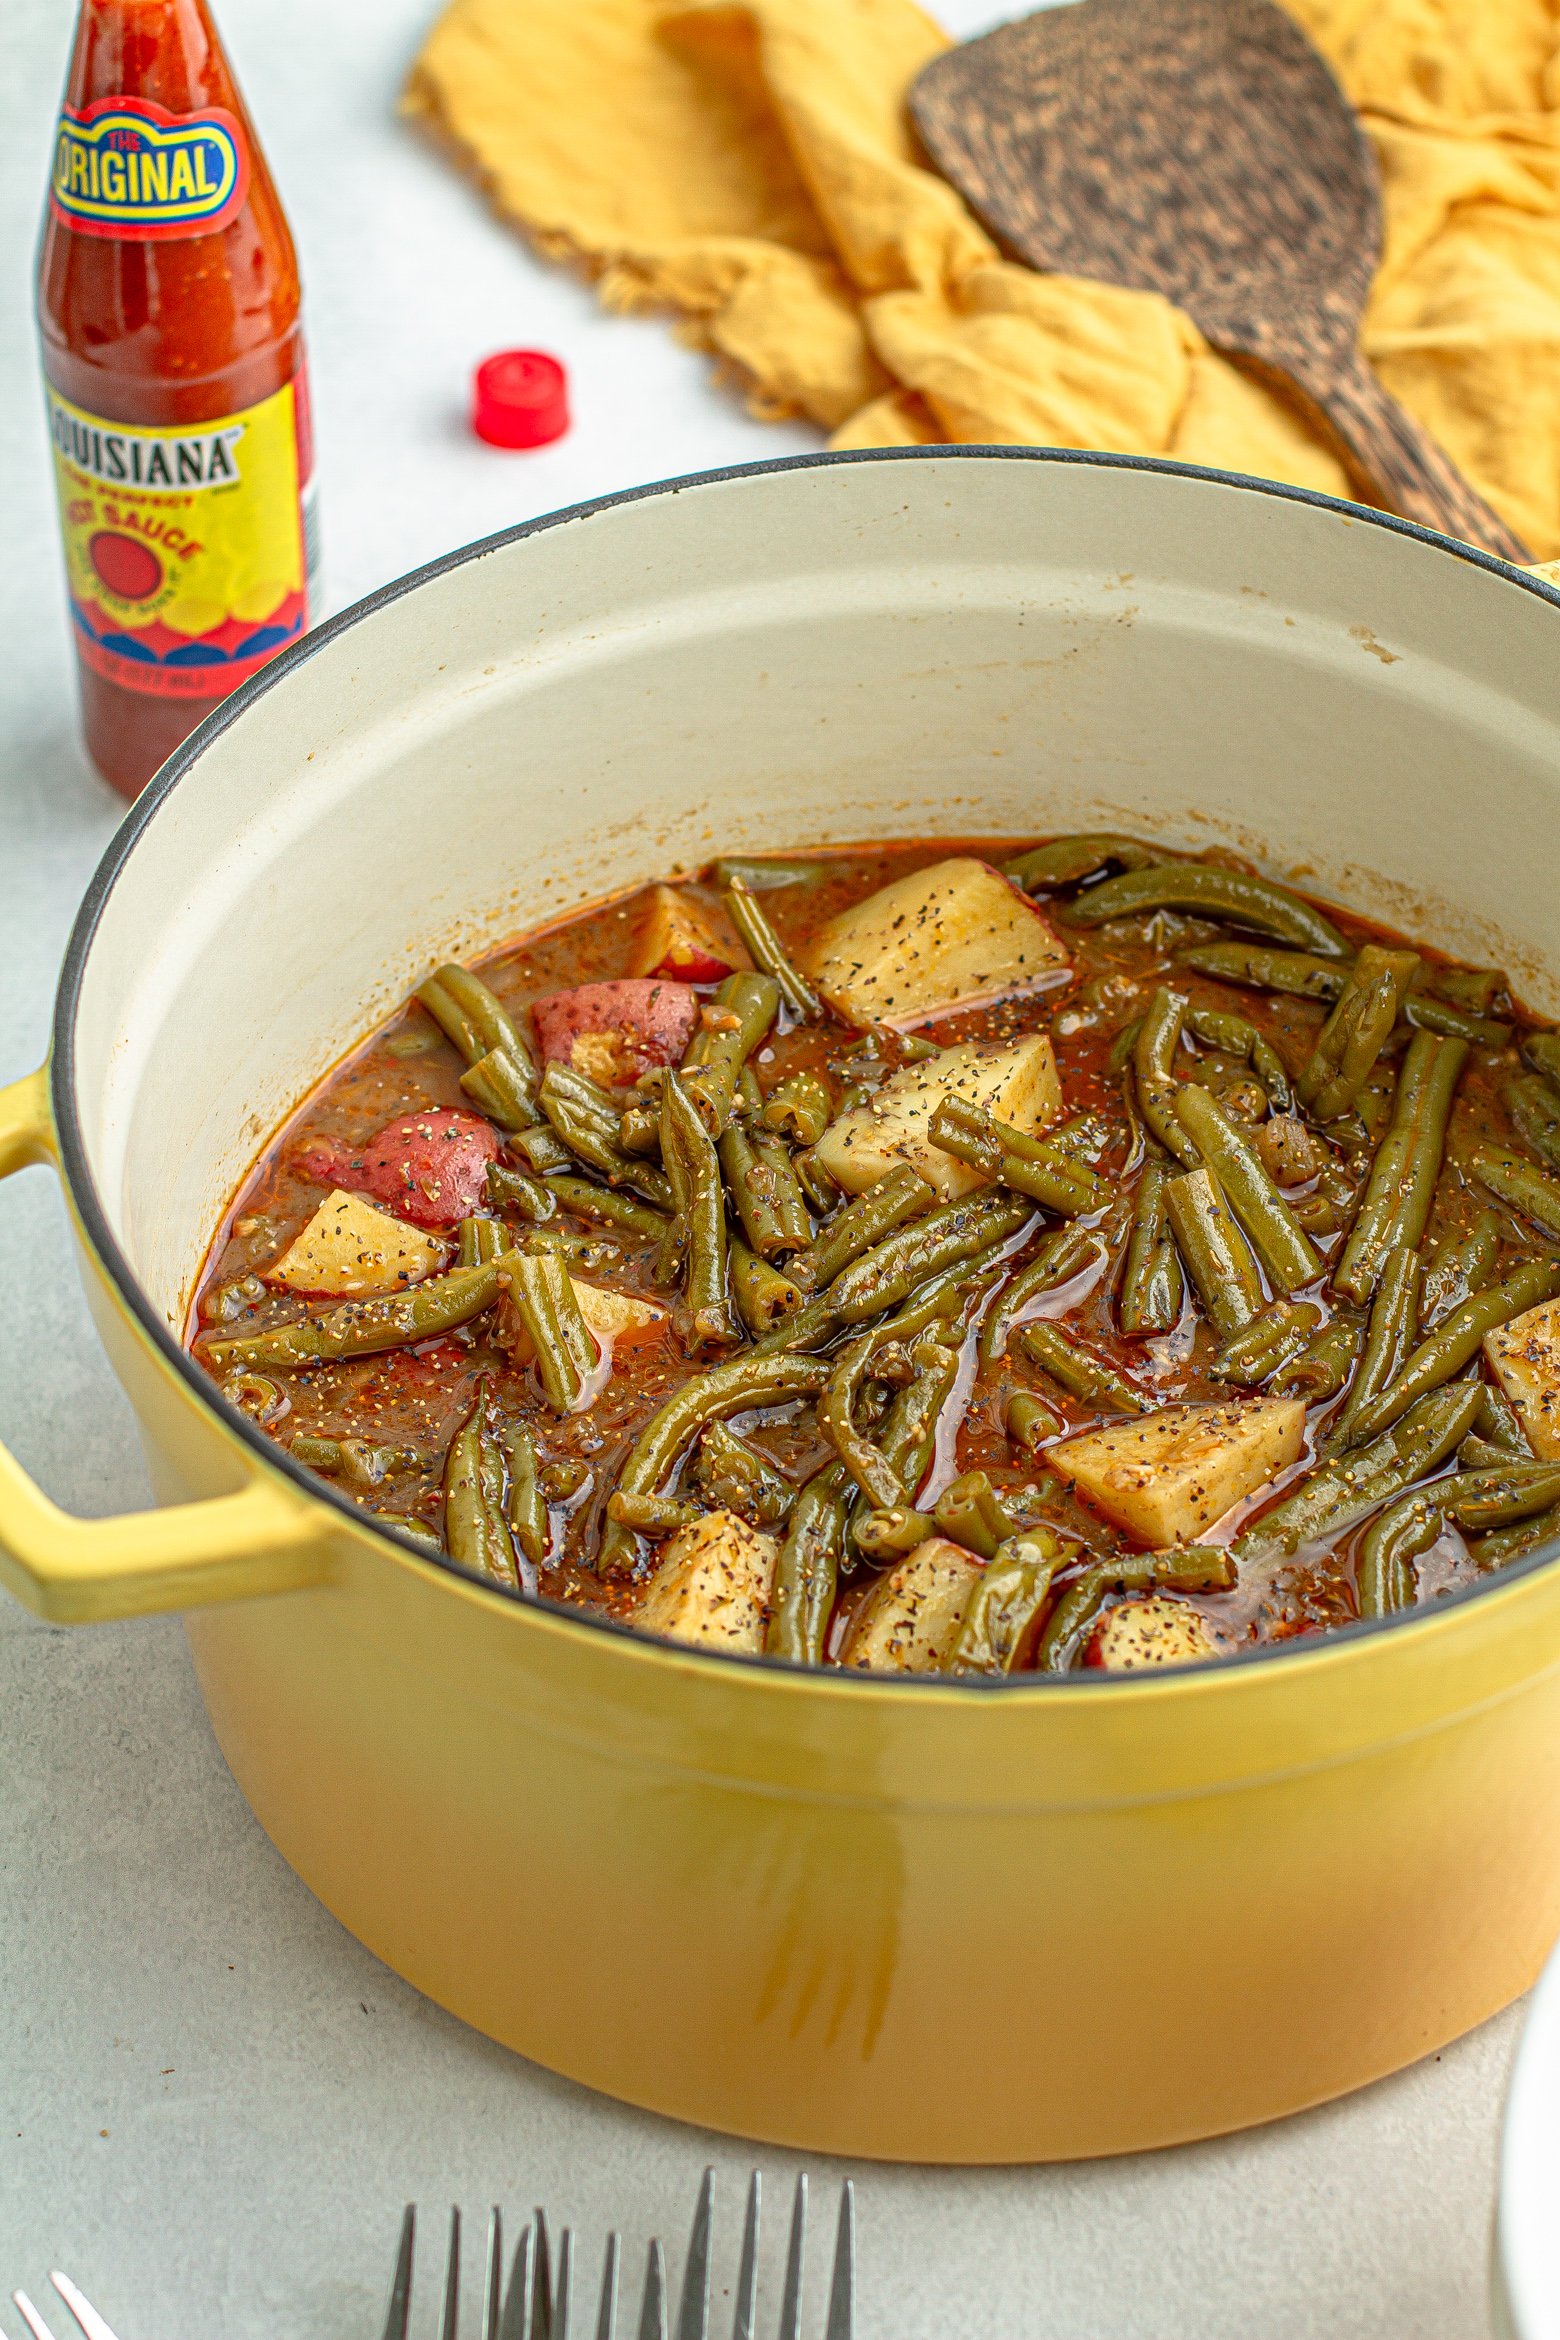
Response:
[0,2,1524,2333]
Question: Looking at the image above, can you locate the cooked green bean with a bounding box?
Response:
[792,1145,841,1214]
[1162,1165,1264,1340]
[1434,965,1504,1016]
[417,964,530,1068]
[855,1505,936,1561]
[1171,1084,1321,1293]
[661,1070,738,1351]
[596,1352,831,1573]
[1133,989,1200,1169]
[221,1370,287,1424]
[1119,1155,1184,1336]
[876,1334,962,1500]
[1211,1299,1322,1386]
[1420,1210,1502,1330]
[1184,1002,1295,1114]
[766,1460,852,1664]
[508,1118,577,1175]
[1299,946,1420,1122]
[290,1433,430,1484]
[680,972,780,1134]
[728,1239,804,1336]
[761,1070,832,1147]
[1334,1033,1467,1302]
[724,876,820,1020]
[1005,1388,1064,1449]
[539,1175,669,1243]
[1328,1247,1422,1449]
[485,1160,559,1223]
[1509,1074,1560,1175]
[1473,1147,1560,1239]
[442,1393,520,1590]
[1270,1310,1366,1402]
[1036,1566,1110,1671]
[1339,1260,1560,1446]
[205,1256,506,1372]
[694,1421,793,1526]
[819,1311,943,1506]
[503,1251,596,1413]
[1477,1381,1531,1453]
[456,1214,505,1269]
[948,1532,1067,1672]
[1358,1463,1560,1617]
[926,1104,1100,1215]
[711,855,827,892]
[735,1125,813,1258]
[1177,941,1348,1002]
[1019,1318,1144,1413]
[1521,1030,1560,1099]
[1403,993,1513,1047]
[1064,864,1352,957]
[826,1191,1032,1324]
[791,1164,935,1292]
[1234,1382,1482,1563]
[499,1421,549,1567]
[981,1223,1105,1366]
[1459,1433,1522,1473]
[1002,834,1160,890]
[1472,1503,1560,1569]
[606,1491,705,1536]
[932,1470,1019,1560]
[1356,1492,1437,1618]
[539,1065,676,1207]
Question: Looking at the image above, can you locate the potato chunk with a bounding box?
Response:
[811,1034,1063,1201]
[1087,1594,1220,1672]
[1485,1298,1560,1457]
[635,1510,778,1653]
[800,857,1069,1029]
[628,884,748,983]
[1049,1400,1305,1546]
[499,1277,667,1368]
[840,1536,983,1672]
[263,1189,449,1297]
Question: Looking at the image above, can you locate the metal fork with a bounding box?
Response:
[382,2168,855,2340]
[7,2274,122,2340]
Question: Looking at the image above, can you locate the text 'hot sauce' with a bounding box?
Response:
[37,0,317,801]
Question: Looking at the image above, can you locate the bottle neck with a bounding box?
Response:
[64,0,234,118]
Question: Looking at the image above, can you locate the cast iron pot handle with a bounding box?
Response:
[0,1065,332,1625]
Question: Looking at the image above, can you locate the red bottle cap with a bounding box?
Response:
[472,350,570,449]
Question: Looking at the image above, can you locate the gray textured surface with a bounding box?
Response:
[0,1,1517,2333]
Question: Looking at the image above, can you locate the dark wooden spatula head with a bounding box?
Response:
[910,0,1529,561]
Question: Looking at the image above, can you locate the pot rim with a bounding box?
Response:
[51,441,1560,1693]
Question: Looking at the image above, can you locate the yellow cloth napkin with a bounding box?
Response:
[405,0,1560,557]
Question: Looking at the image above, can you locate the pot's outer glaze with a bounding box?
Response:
[8,451,1560,2161]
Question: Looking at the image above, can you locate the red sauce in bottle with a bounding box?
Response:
[37,0,316,800]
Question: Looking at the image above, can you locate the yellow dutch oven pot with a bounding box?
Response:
[6,449,1560,2165]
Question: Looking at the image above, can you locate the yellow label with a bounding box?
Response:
[46,378,309,699]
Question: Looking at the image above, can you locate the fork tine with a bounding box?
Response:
[382,2207,417,2340]
[676,2169,713,2340]
[637,2241,668,2340]
[10,2294,55,2340]
[441,2209,463,2340]
[777,2175,807,2340]
[823,2186,854,2340]
[500,2228,534,2340]
[48,2277,122,2340]
[594,2234,620,2340]
[555,2233,574,2340]
[532,2211,554,2340]
[484,2212,505,2340]
[731,2174,760,2340]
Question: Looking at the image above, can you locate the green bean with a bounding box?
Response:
[792,1166,936,1292]
[503,1252,596,1412]
[820,1312,946,1505]
[507,1119,577,1175]
[1018,1319,1144,1412]
[1328,1247,1422,1449]
[500,1421,550,1566]
[660,1071,738,1351]
[539,1066,676,1207]
[1270,1309,1366,1401]
[442,1393,520,1590]
[1137,1547,1238,1593]
[1446,1461,1560,1529]
[711,855,827,892]
[876,1334,962,1501]
[1118,1156,1183,1335]
[205,1257,506,1372]
[1162,1165,1264,1339]
[1234,1382,1482,1563]
[825,1191,1033,1323]
[221,1369,287,1423]
[459,1047,540,1134]
[1460,1433,1522,1472]
[616,1100,662,1157]
[1521,1031,1560,1100]
[540,1175,669,1243]
[417,965,530,1067]
[1107,1018,1144,1076]
[484,1160,559,1223]
[724,877,820,1020]
[927,1099,1105,1215]
[1358,1464,1560,1617]
[1177,942,1348,1002]
[1403,993,1513,1047]
[1473,1147,1560,1240]
[693,1421,794,1527]
[793,1145,842,1214]
[1509,1075,1560,1175]
[1356,1492,1437,1618]
[1477,1382,1531,1453]
[1435,965,1505,1016]
[290,1433,430,1484]
[680,973,781,1135]
[1299,946,1420,1122]
[456,1214,505,1269]
[1172,1084,1321,1292]
[947,1531,1067,1672]
[1340,1260,1560,1446]
[596,1352,832,1573]
[932,1471,1019,1560]
[743,1291,838,1360]
[728,1240,803,1337]
[1420,1210,1503,1330]
[539,1458,591,1501]
[1133,989,1200,1168]
[1064,864,1352,957]
[1002,833,1160,890]
[759,1070,831,1147]
[1184,1003,1295,1114]
[854,1506,936,1561]
[1036,1567,1111,1671]
[383,1513,443,1552]
[1211,1298,1323,1386]
[722,1121,812,1260]
[766,1460,851,1663]
[606,1491,705,1536]
[1006,1388,1064,1449]
[1473,1504,1560,1569]
[1333,1034,1467,1302]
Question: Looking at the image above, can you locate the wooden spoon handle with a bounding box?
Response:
[1309,348,1530,562]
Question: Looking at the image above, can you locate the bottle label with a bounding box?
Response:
[50,96,249,241]
[46,379,309,699]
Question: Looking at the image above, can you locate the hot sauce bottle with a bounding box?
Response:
[37,0,317,801]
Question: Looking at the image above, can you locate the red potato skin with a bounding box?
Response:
[531,979,700,1076]
[297,1110,500,1228]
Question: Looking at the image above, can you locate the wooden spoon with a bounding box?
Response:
[910,0,1530,561]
